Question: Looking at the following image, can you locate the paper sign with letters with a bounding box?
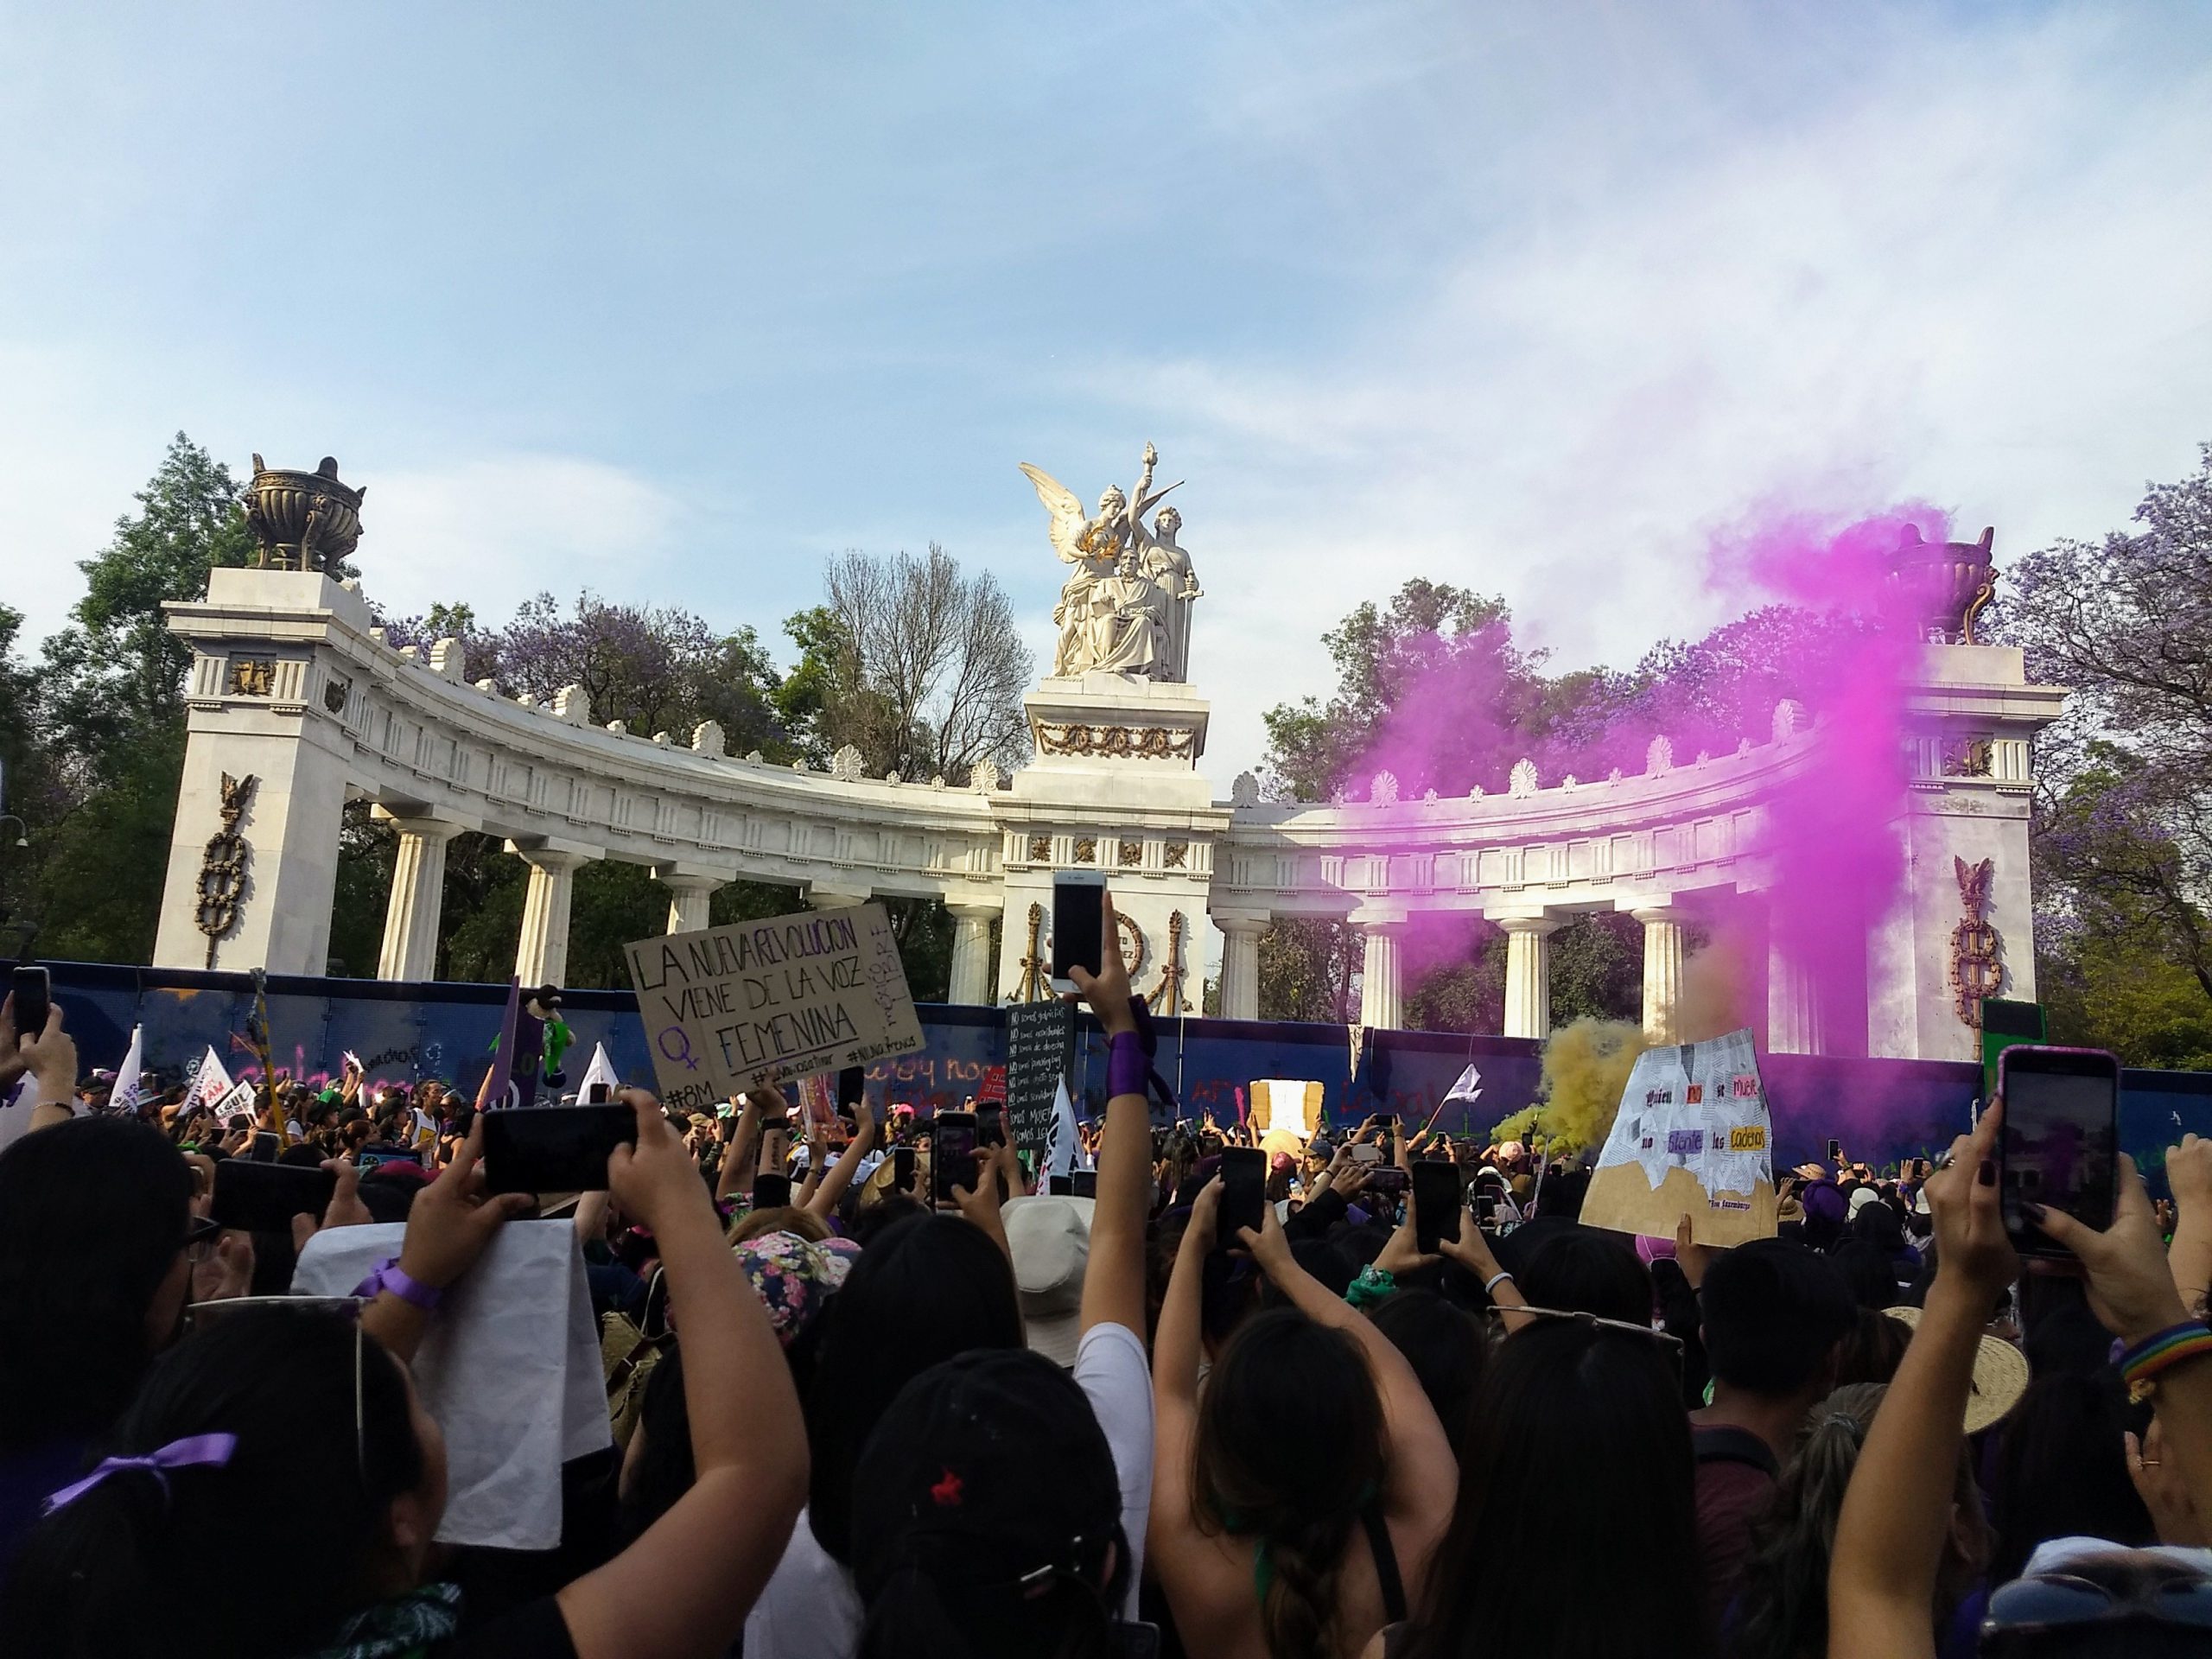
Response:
[626,903,924,1115]
[1580,1027,1777,1247]
[213,1078,258,1128]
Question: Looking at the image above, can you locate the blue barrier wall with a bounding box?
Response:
[40,962,2212,1185]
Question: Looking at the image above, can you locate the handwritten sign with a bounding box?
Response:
[1004,1001,1076,1160]
[213,1078,258,1129]
[625,903,924,1115]
[1581,1027,1777,1247]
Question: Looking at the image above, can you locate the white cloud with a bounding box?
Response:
[359,455,689,624]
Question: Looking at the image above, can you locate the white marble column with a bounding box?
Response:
[652,866,726,936]
[374,812,465,982]
[510,844,592,987]
[1216,915,1269,1020]
[1768,930,1827,1055]
[945,901,1001,1005]
[1633,906,1688,1045]
[1357,919,1403,1030]
[1498,914,1561,1040]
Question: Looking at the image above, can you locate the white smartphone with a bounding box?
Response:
[1049,872,1107,995]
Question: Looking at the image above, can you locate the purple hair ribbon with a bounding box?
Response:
[43,1433,238,1513]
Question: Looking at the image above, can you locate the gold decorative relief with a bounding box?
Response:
[1073,837,1097,864]
[195,772,258,969]
[1027,836,1052,862]
[1163,842,1188,869]
[228,658,276,696]
[1035,723,1198,760]
[1118,839,1141,867]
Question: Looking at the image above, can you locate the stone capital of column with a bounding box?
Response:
[809,880,873,908]
[505,839,597,874]
[1213,912,1272,938]
[651,865,729,893]
[1491,911,1562,937]
[1347,903,1408,933]
[1629,904,1689,926]
[371,806,472,842]
[944,899,1002,921]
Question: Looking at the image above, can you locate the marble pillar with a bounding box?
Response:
[652,867,726,936]
[1499,915,1561,1040]
[1634,906,1688,1045]
[375,813,465,982]
[1357,920,1403,1030]
[510,845,591,987]
[1216,915,1269,1020]
[1768,931,1827,1056]
[946,901,1001,1005]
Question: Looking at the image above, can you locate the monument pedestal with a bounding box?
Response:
[992,674,1229,1012]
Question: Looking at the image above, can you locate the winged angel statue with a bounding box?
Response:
[1020,442,1204,682]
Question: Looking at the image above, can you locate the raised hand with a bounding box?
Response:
[2031,1152,2190,1344]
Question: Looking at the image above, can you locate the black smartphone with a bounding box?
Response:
[977,1101,1007,1149]
[836,1065,865,1122]
[753,1172,793,1210]
[8,963,49,1042]
[1048,1173,1073,1195]
[1071,1168,1098,1198]
[1219,1146,1266,1243]
[1825,1138,1843,1166]
[893,1145,917,1192]
[1051,872,1105,994]
[480,1105,639,1195]
[1414,1159,1462,1254]
[250,1132,281,1163]
[1998,1046,2120,1257]
[211,1160,337,1234]
[586,1082,612,1104]
[1366,1166,1408,1197]
[933,1111,978,1208]
[1475,1188,1500,1226]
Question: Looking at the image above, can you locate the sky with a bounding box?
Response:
[3,1,2210,788]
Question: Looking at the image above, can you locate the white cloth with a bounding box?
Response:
[742,1319,1156,1656]
[189,1046,235,1110]
[108,1025,144,1116]
[575,1042,620,1102]
[292,1220,609,1550]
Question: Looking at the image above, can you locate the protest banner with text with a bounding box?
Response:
[626,903,925,1115]
[1004,1000,1077,1161]
[1580,1027,1777,1247]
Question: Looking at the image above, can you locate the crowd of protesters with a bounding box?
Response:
[3,888,2212,1657]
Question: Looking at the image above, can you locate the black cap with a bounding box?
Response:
[851,1349,1122,1606]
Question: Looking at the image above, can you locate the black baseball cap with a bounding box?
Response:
[851,1349,1123,1618]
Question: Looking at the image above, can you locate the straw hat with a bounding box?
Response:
[1883,1305,2031,1433]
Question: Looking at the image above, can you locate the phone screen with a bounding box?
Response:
[1048,1173,1073,1195]
[837,1066,866,1115]
[1825,1138,1842,1166]
[1413,1160,1462,1254]
[1475,1189,1500,1225]
[8,964,49,1041]
[934,1114,978,1207]
[1071,1168,1098,1198]
[893,1145,916,1192]
[1365,1166,1408,1198]
[250,1133,281,1163]
[1051,874,1105,991]
[1999,1046,2120,1255]
[480,1105,639,1195]
[586,1083,611,1104]
[977,1102,1006,1148]
[1219,1146,1266,1242]
[211,1160,338,1234]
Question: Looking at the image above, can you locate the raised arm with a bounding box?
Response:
[1072,889,1149,1338]
[2163,1134,2212,1318]
[558,1090,809,1659]
[10,1001,80,1135]
[1829,1105,2014,1659]
[804,1097,877,1217]
[715,1096,760,1205]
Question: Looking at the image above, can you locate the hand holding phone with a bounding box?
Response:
[1050,873,1106,995]
[481,1105,639,1195]
[1998,1046,2120,1258]
[933,1112,979,1209]
[8,964,50,1049]
[1218,1146,1266,1243]
[1413,1159,1462,1254]
[212,1160,338,1234]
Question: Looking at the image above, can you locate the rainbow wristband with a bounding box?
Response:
[2120,1319,2212,1404]
[1106,1031,1149,1100]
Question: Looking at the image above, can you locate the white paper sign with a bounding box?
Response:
[293,1220,609,1551]
[213,1078,258,1128]
[1581,1027,1778,1246]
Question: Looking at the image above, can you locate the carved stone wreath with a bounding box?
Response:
[1035,722,1197,760]
[195,772,259,969]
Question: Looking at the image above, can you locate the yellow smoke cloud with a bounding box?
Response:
[1492,1016,1650,1155]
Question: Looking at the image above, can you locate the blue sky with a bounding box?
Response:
[4,1,2210,783]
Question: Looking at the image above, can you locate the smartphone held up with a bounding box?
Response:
[1997,1045,2120,1258]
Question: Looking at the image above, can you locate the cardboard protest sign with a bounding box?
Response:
[1004,1000,1076,1160]
[626,903,924,1115]
[1580,1027,1778,1247]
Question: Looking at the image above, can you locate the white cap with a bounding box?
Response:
[1002,1195,1095,1369]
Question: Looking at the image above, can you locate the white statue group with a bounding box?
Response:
[1021,441,1203,683]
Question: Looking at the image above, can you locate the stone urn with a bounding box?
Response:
[1889,524,1995,644]
[243,454,365,573]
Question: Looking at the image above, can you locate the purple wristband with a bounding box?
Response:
[1106,1031,1148,1100]
[353,1255,442,1313]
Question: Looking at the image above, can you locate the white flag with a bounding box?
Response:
[109,1025,145,1117]
[1443,1063,1484,1105]
[575,1043,620,1104]
[1046,1077,1082,1180]
[190,1046,235,1111]
[213,1078,258,1128]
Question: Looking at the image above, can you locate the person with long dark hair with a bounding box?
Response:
[0,1090,808,1659]
[1151,1182,1456,1659]
[1381,1312,1705,1659]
